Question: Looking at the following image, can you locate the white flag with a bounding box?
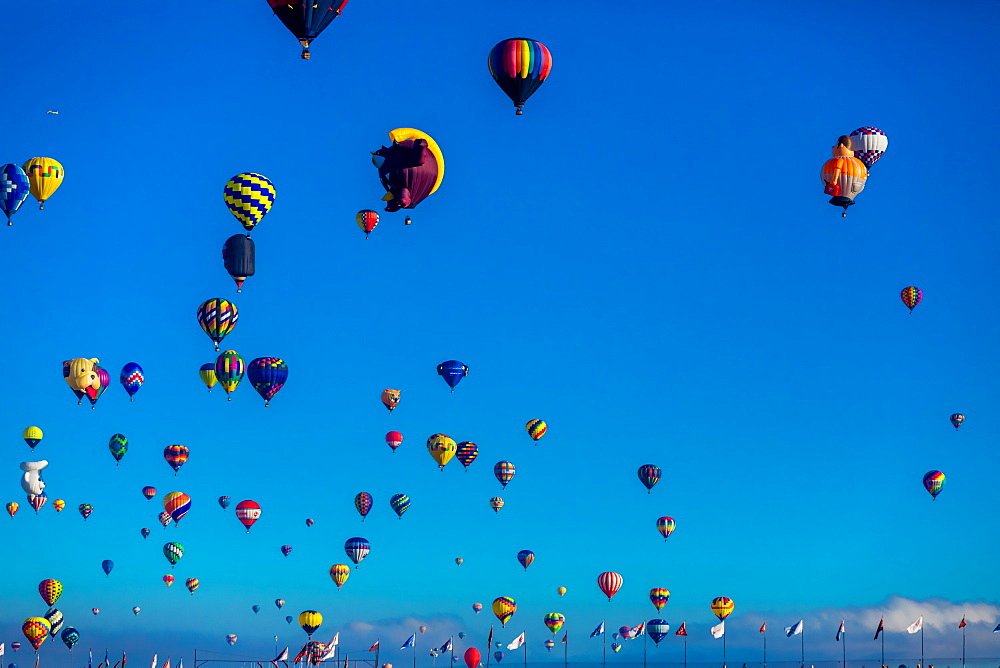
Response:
[150,655,157,668]
[0,643,5,656]
[506,632,525,651]
[785,620,803,637]
[328,632,340,647]
[907,617,923,634]
[632,623,645,637]
[320,644,337,661]
[711,621,725,638]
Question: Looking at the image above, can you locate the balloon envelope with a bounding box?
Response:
[235,500,262,532]
[597,572,623,600]
[436,360,468,390]
[223,173,275,232]
[463,649,480,668]
[101,560,114,576]
[923,470,946,499]
[197,298,239,351]
[1,163,30,223]
[222,234,256,292]
[492,597,516,627]
[487,39,553,115]
[247,357,288,406]
[711,596,734,620]
[119,362,144,399]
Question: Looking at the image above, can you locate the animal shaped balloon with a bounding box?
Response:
[372,128,444,214]
[381,389,400,413]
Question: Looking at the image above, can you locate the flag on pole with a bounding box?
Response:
[506,633,525,651]
[440,639,453,652]
[102,649,112,668]
[149,654,157,668]
[400,635,416,650]
[319,644,337,661]
[874,618,884,640]
[178,659,184,668]
[162,658,171,668]
[993,623,1000,633]
[329,632,341,647]
[368,641,380,652]
[561,634,567,644]
[711,621,725,639]
[271,647,289,668]
[906,617,923,634]
[487,627,494,650]
[0,643,5,656]
[760,622,766,633]
[785,620,803,637]
[633,623,645,637]
[676,622,687,636]
[959,617,967,629]
[35,655,39,668]
[590,622,605,638]
[123,652,128,667]
[836,621,845,641]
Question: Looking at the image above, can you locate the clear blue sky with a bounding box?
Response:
[3,0,999,666]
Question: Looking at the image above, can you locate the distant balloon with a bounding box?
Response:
[597,572,623,601]
[215,350,246,399]
[637,464,661,493]
[923,470,946,500]
[247,357,288,407]
[218,496,231,510]
[472,603,483,614]
[487,39,553,115]
[436,360,468,392]
[711,597,734,620]
[649,588,670,611]
[101,560,114,576]
[142,486,157,501]
[647,620,670,646]
[458,632,466,640]
[226,634,238,647]
[185,578,200,594]
[390,493,410,519]
[463,648,480,668]
[355,491,373,520]
[386,431,403,452]
[91,610,99,616]
[158,511,171,527]
[286,616,293,624]
[108,434,128,464]
[61,627,80,650]
[197,298,239,351]
[163,445,190,475]
[133,607,141,615]
[52,499,65,512]
[163,542,184,567]
[526,419,547,442]
[235,500,262,532]
[901,286,922,313]
[494,461,516,488]
[78,503,93,521]
[455,557,464,566]
[492,597,517,627]
[163,492,192,526]
[140,528,150,539]
[657,517,676,541]
[275,599,285,609]
[306,518,314,527]
[163,574,175,588]
[330,563,351,588]
[516,549,534,571]
[39,579,62,606]
[490,497,504,513]
[253,605,261,614]
[611,642,622,653]
[6,502,18,518]
[223,234,255,292]
[357,210,379,238]
[1,163,30,224]
[199,363,218,391]
[426,433,457,470]
[381,389,400,412]
[345,537,370,567]
[544,639,555,651]
[848,127,888,170]
[950,413,965,430]
[456,441,478,471]
[299,610,323,637]
[419,626,427,634]
[21,617,50,651]
[224,173,275,233]
[281,545,292,557]
[494,652,503,663]
[543,613,565,635]
[557,587,566,597]
[119,362,144,400]
[22,426,43,449]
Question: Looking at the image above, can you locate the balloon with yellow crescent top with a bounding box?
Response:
[200,363,218,391]
[372,128,444,216]
[223,174,275,234]
[298,610,323,637]
[492,597,516,627]
[329,564,350,589]
[22,157,64,209]
[22,426,43,449]
[426,433,457,470]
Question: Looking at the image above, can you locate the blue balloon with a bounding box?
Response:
[494,652,503,663]
[140,528,150,539]
[0,164,30,224]
[252,605,261,614]
[286,616,293,624]
[436,360,469,391]
[101,559,114,576]
[119,362,144,400]
[647,620,670,645]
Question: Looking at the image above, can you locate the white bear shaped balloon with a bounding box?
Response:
[20,460,48,496]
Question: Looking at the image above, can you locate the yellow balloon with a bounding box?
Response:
[62,358,101,392]
[387,128,444,195]
[22,157,64,209]
[298,610,323,636]
[426,433,457,470]
[22,426,43,447]
[557,587,567,597]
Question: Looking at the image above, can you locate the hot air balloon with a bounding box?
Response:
[330,563,350,588]
[158,511,171,527]
[299,610,323,637]
[235,500,262,532]
[463,648,480,668]
[286,616,293,624]
[711,597,734,620]
[281,545,292,557]
[458,633,466,640]
[950,413,965,430]
[23,157,64,209]
[163,445,189,475]
[91,610,98,616]
[381,389,400,413]
[923,470,946,499]
[275,599,285,609]
[544,613,565,635]
[162,577,174,589]
[22,617,50,650]
[487,39,553,115]
[357,209,379,238]
[420,627,428,636]
[224,173,275,233]
[611,642,622,653]
[426,434,457,470]
[821,136,868,216]
[164,492,192,525]
[526,419,547,442]
[62,357,101,405]
[222,234,256,292]
[373,128,445,216]
[108,433,128,465]
[597,572,623,601]
[657,517,676,541]
[455,557,464,566]
[557,587,566,597]
[226,635,238,647]
[119,362,144,400]
[163,542,184,567]
[197,298,239,351]
[247,357,288,407]
[355,492,373,521]
[87,364,111,408]
[28,492,47,513]
[650,588,670,611]
[140,527,150,539]
[186,578,200,594]
[390,494,410,519]
[490,497,504,513]
[199,363,218,392]
[101,560,114,576]
[215,350,246,399]
[848,127,888,169]
[345,537,370,567]
[265,0,348,59]
[647,620,670,646]
[455,441,478,470]
[494,461,516,488]
[436,360,467,391]
[78,503,93,521]
[901,286,922,313]
[132,607,141,616]
[544,639,555,651]
[42,608,62,647]
[494,652,503,663]
[516,550,534,571]
[1,163,30,224]
[142,486,157,501]
[218,495,231,510]
[473,604,483,614]
[39,579,62,606]
[492,597,516,627]
[52,499,65,512]
[22,426,43,449]
[386,431,403,452]
[61,627,80,650]
[306,518,314,527]
[6,502,18,518]
[637,464,661,493]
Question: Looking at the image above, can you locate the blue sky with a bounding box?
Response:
[2,0,999,665]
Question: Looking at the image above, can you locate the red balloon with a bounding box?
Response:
[597,571,623,601]
[464,648,481,668]
[234,500,261,533]
[386,431,403,452]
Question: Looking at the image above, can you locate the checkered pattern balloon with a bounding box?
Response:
[223,173,275,232]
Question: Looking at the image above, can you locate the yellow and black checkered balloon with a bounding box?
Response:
[223,173,275,232]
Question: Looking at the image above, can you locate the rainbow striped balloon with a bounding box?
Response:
[923,470,946,499]
[163,492,192,525]
[488,39,553,115]
[901,286,922,312]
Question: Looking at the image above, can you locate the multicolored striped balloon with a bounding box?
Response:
[140,527,150,539]
[923,470,946,499]
[492,597,517,627]
[526,419,547,442]
[163,542,184,567]
[108,433,128,465]
[637,464,661,493]
[543,613,564,635]
[649,587,670,611]
[197,298,239,351]
[356,209,379,237]
[490,497,504,513]
[597,571,623,601]
[38,579,62,606]
[215,350,245,399]
[164,445,190,474]
[226,634,238,646]
[345,537,370,567]
[185,577,200,594]
[390,493,410,519]
[6,501,18,518]
[488,39,553,115]
[142,486,157,501]
[223,173,275,233]
[494,461,516,489]
[517,549,534,571]
[163,492,192,525]
[901,286,922,312]
[330,563,351,588]
[247,357,288,407]
[21,616,50,650]
[354,492,373,521]
[711,596,734,620]
[158,511,171,527]
[28,492,47,513]
[456,441,478,470]
[78,503,93,521]
[657,516,676,541]
[950,413,965,430]
[647,620,671,645]
[281,545,292,557]
[218,495,231,510]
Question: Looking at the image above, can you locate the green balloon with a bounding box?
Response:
[109,433,128,464]
[163,542,184,566]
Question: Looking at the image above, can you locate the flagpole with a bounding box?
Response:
[413,635,417,668]
[842,625,846,668]
[564,632,568,668]
[602,621,606,668]
[642,627,647,668]
[376,639,381,668]
[763,623,767,668]
[683,635,687,668]
[880,624,884,668]
[723,626,727,668]
[522,632,527,668]
[962,623,966,668]
[485,628,493,668]
[800,624,805,668]
[451,636,455,668]
[920,625,924,668]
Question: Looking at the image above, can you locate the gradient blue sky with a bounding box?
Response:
[3,0,999,666]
